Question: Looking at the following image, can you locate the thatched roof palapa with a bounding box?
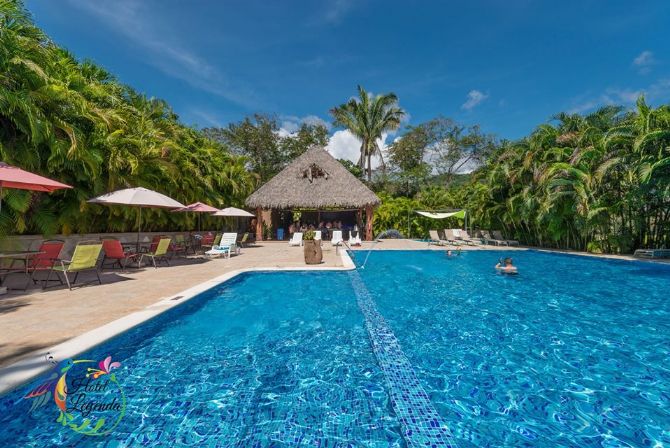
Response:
[245,146,381,210]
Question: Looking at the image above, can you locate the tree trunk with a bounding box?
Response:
[365,205,374,240]
[367,152,372,181]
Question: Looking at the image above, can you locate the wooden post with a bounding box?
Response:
[365,205,374,241]
[356,209,363,236]
[255,208,263,241]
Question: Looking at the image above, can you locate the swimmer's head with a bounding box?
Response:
[504,257,513,265]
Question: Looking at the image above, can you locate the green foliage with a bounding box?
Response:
[0,0,257,235]
[203,114,329,184]
[465,101,670,253]
[337,158,364,178]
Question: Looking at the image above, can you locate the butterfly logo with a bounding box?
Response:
[86,356,121,379]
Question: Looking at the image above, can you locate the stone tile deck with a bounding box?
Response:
[0,242,344,368]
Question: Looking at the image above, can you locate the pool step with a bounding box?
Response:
[348,270,458,448]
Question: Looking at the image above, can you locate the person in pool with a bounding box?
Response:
[495,257,518,274]
[446,248,461,257]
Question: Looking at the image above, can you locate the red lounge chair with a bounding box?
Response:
[101,238,139,270]
[15,240,65,289]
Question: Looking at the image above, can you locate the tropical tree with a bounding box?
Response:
[330,85,405,181]
[0,0,257,235]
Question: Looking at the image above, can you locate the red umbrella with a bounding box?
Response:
[0,162,72,213]
[172,202,219,231]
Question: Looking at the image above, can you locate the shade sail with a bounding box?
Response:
[213,207,255,217]
[0,162,72,192]
[415,210,465,219]
[172,202,219,213]
[88,187,184,208]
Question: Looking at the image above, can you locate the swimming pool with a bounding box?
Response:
[0,250,668,446]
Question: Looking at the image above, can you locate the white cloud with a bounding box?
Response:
[633,50,655,74]
[461,90,489,110]
[65,0,259,108]
[567,79,670,114]
[278,115,331,137]
[325,130,391,169]
[323,0,355,24]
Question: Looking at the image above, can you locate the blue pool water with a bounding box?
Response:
[0,250,669,447]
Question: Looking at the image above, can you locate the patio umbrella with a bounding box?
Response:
[0,162,72,214]
[172,202,219,232]
[213,207,255,232]
[88,187,185,251]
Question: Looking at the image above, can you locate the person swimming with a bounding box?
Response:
[495,257,518,274]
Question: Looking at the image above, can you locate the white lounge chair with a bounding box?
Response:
[221,232,239,255]
[443,229,464,246]
[428,230,446,246]
[331,230,343,246]
[204,244,231,258]
[314,230,322,241]
[289,232,303,246]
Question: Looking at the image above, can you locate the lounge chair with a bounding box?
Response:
[492,230,519,246]
[172,234,191,256]
[238,233,250,248]
[634,248,670,259]
[46,241,103,290]
[331,230,343,246]
[443,229,464,246]
[200,233,221,252]
[350,233,362,246]
[314,230,322,241]
[428,230,446,246]
[288,232,303,246]
[480,230,504,246]
[204,243,231,258]
[222,233,239,255]
[8,239,65,289]
[460,230,483,245]
[101,238,139,271]
[139,238,171,268]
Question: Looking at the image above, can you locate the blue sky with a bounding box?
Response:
[26,0,670,160]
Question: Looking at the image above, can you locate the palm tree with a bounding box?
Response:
[330,85,405,181]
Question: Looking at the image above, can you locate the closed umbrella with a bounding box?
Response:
[0,162,72,214]
[88,187,185,251]
[172,202,219,232]
[213,207,255,233]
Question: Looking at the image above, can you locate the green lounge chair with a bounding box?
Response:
[46,241,103,290]
[139,238,171,268]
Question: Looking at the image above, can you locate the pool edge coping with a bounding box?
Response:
[0,248,355,395]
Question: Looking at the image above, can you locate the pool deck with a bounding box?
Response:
[0,239,663,394]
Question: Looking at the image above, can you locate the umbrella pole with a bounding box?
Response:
[136,207,142,253]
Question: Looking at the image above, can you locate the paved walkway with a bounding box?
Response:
[0,242,344,368]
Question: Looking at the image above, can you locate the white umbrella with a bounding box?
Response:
[213,207,255,233]
[212,207,255,217]
[88,187,185,251]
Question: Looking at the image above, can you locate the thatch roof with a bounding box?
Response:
[245,146,381,209]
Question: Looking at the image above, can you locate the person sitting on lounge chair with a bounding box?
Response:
[495,257,518,274]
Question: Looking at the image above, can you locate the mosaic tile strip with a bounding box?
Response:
[349,270,458,448]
